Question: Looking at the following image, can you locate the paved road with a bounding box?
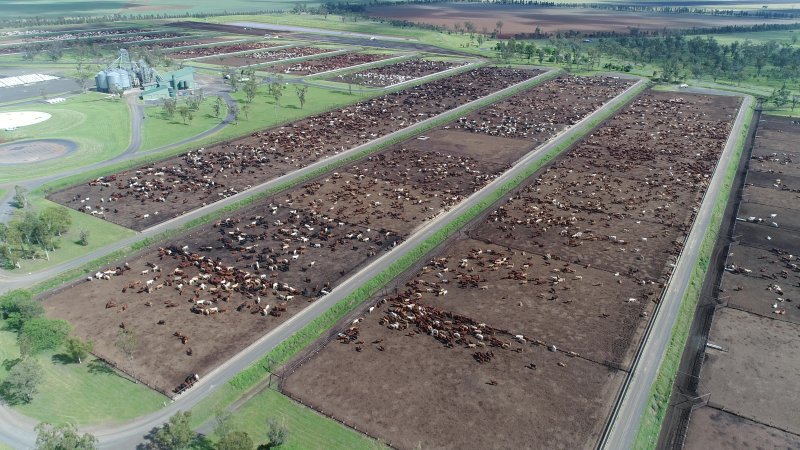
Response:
[599,95,754,450]
[169,21,472,56]
[0,74,645,448]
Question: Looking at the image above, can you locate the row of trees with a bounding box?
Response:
[0,189,78,269]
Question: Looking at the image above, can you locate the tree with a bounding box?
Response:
[464,21,476,39]
[243,75,259,103]
[241,103,250,121]
[115,328,137,376]
[19,318,72,356]
[35,422,97,450]
[64,336,93,364]
[13,185,29,209]
[212,96,224,118]
[2,357,43,403]
[75,61,91,92]
[162,97,178,119]
[78,229,89,246]
[270,81,283,106]
[177,105,193,125]
[266,418,288,448]
[153,411,194,450]
[295,85,308,109]
[39,206,71,237]
[495,20,504,37]
[217,431,253,450]
[47,41,63,62]
[0,289,43,331]
[213,410,233,439]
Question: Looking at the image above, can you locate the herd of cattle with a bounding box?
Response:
[50,65,537,230]
[268,52,390,75]
[333,59,460,87]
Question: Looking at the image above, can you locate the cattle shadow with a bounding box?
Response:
[87,360,115,375]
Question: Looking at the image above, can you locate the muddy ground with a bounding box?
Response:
[683,407,800,450]
[701,308,800,434]
[283,89,741,449]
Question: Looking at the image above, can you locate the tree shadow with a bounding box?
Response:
[0,381,21,406]
[87,360,115,375]
[284,104,299,109]
[51,353,73,365]
[190,434,215,450]
[1,358,21,372]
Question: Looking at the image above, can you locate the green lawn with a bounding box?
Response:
[0,320,166,426]
[140,97,228,151]
[0,92,131,184]
[8,196,136,273]
[217,389,381,450]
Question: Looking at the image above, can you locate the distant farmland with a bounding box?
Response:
[3,0,308,18]
[366,3,800,37]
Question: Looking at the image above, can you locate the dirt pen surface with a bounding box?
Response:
[168,41,280,58]
[700,308,800,434]
[0,139,77,164]
[331,59,460,87]
[49,66,540,231]
[684,408,800,450]
[265,52,393,76]
[211,47,333,67]
[42,74,630,396]
[366,3,799,37]
[282,90,741,449]
[686,114,800,447]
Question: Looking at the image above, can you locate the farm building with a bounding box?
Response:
[139,67,197,100]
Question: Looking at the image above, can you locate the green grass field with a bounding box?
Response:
[140,96,228,151]
[0,319,166,425]
[9,196,136,272]
[215,389,380,450]
[0,92,131,184]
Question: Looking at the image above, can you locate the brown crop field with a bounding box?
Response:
[48,67,539,231]
[685,115,800,448]
[366,3,799,37]
[42,74,631,396]
[282,90,742,450]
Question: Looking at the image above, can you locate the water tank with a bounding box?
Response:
[106,71,121,91]
[95,71,108,91]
